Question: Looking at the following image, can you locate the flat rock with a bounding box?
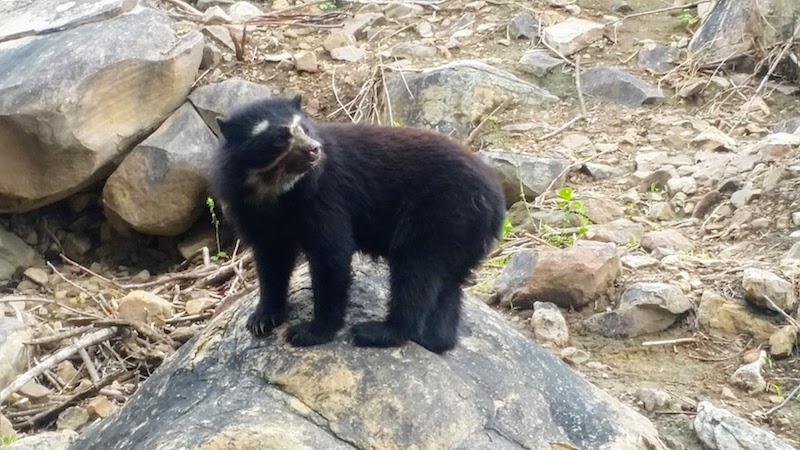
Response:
[0,317,29,391]
[495,241,621,309]
[68,258,659,450]
[586,282,692,338]
[531,301,569,346]
[541,17,604,56]
[641,229,693,253]
[583,197,623,224]
[691,126,737,151]
[188,78,272,135]
[741,268,796,314]
[384,3,423,19]
[103,102,217,236]
[637,44,679,73]
[694,401,795,450]
[0,8,203,213]
[0,225,41,281]
[390,42,437,60]
[330,45,366,62]
[7,430,78,450]
[0,0,136,43]
[384,60,557,139]
[697,291,780,340]
[228,1,263,22]
[57,406,90,431]
[509,13,539,40]
[518,49,564,77]
[585,218,644,245]
[117,290,174,325]
[752,132,800,162]
[478,150,569,207]
[769,326,797,358]
[581,67,664,106]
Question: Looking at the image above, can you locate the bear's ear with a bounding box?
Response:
[216,116,232,137]
[291,94,303,109]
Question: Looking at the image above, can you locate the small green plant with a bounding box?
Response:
[319,0,338,11]
[206,196,228,262]
[648,182,661,193]
[555,187,591,231]
[675,10,700,30]
[768,382,782,397]
[0,435,17,448]
[502,217,513,237]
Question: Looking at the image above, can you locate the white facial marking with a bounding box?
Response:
[251,120,270,136]
[289,114,301,130]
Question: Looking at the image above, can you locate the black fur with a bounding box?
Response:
[211,95,505,353]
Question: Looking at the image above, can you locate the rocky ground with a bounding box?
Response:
[1,0,800,448]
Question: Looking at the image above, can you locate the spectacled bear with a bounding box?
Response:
[210,95,505,353]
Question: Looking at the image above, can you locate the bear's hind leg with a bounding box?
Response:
[413,282,463,354]
[352,258,441,349]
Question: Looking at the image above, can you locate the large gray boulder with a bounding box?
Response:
[689,0,800,62]
[0,7,203,213]
[383,60,558,139]
[102,102,218,236]
[188,78,273,136]
[70,257,660,450]
[0,0,136,43]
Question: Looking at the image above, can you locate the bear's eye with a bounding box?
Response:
[278,127,292,138]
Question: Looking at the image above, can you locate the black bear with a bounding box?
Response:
[211,95,505,353]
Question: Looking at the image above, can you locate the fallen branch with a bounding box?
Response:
[642,337,697,347]
[12,370,126,430]
[608,1,709,25]
[0,327,119,405]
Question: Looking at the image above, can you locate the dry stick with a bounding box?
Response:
[642,337,697,347]
[466,99,511,146]
[533,144,617,207]
[13,370,125,430]
[78,348,100,384]
[766,382,800,416]
[0,296,104,320]
[607,0,709,25]
[24,325,95,346]
[0,327,119,405]
[575,55,587,117]
[47,261,113,315]
[59,254,120,288]
[763,296,800,329]
[162,0,203,16]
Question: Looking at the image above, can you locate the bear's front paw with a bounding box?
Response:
[246,306,286,337]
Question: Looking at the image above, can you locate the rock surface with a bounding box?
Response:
[0,226,40,281]
[478,150,569,206]
[188,78,272,135]
[741,268,796,314]
[103,102,218,236]
[494,241,621,309]
[69,258,659,450]
[0,317,29,391]
[585,282,692,338]
[531,301,569,346]
[0,0,136,42]
[694,401,795,450]
[384,60,557,139]
[581,67,663,106]
[697,291,780,340]
[0,7,203,213]
[541,17,604,56]
[7,430,78,450]
[116,290,174,326]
